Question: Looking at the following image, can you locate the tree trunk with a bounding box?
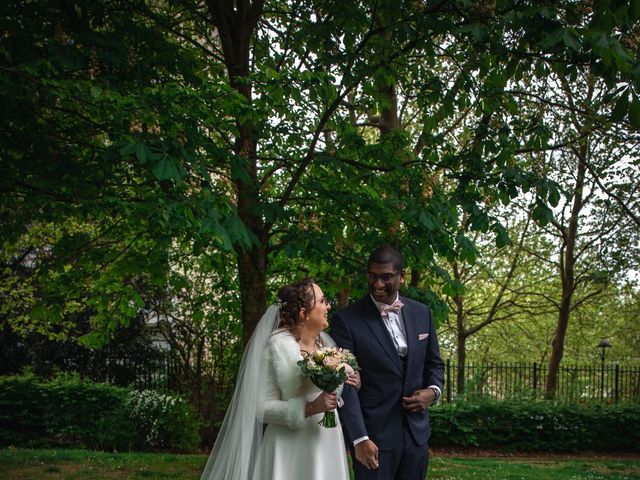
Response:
[336,286,350,310]
[237,246,267,344]
[452,261,467,395]
[409,269,421,287]
[233,113,267,344]
[379,83,400,133]
[455,293,466,395]
[545,139,587,399]
[194,336,205,416]
[207,0,267,343]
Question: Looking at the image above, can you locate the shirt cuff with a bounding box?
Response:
[427,385,442,402]
[353,436,369,446]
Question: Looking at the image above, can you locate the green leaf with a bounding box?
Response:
[562,30,581,51]
[419,211,434,229]
[610,93,629,122]
[118,143,136,156]
[442,280,464,298]
[532,203,554,226]
[494,224,512,248]
[30,304,48,321]
[540,28,564,49]
[135,143,148,164]
[632,0,640,20]
[151,157,182,182]
[224,214,255,249]
[628,97,640,128]
[548,185,561,207]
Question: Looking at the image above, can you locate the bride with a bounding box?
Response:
[201,279,358,480]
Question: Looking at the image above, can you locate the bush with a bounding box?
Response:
[430,399,640,452]
[0,374,198,452]
[127,390,199,451]
[0,372,49,447]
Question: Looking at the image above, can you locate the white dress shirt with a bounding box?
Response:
[371,294,408,357]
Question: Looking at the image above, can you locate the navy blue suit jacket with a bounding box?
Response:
[331,295,444,450]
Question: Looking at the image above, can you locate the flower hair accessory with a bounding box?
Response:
[277,299,288,309]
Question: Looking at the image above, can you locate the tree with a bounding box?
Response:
[514,67,640,398]
[0,0,226,345]
[443,214,551,394]
[2,0,639,351]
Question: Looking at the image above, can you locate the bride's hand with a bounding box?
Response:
[305,392,338,417]
[345,371,361,390]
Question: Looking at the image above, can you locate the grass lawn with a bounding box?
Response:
[429,455,640,480]
[1,448,639,479]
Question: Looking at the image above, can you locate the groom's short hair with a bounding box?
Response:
[368,244,404,273]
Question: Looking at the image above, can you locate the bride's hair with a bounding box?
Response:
[277,278,316,335]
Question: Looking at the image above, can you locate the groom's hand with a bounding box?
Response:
[345,371,361,390]
[355,440,379,470]
[401,389,432,413]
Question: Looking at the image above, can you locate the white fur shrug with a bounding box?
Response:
[256,329,338,430]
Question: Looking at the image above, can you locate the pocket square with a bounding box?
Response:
[418,333,429,341]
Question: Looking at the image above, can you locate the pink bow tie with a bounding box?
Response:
[379,300,404,315]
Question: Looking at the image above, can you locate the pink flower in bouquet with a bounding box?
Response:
[323,355,341,368]
[340,363,355,376]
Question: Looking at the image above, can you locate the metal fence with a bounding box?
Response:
[64,353,180,392]
[77,355,640,404]
[443,360,640,403]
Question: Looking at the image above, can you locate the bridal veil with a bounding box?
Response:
[200,305,281,480]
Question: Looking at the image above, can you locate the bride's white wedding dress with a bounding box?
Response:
[252,329,350,480]
[200,305,350,480]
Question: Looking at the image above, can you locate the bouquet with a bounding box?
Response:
[297,346,360,428]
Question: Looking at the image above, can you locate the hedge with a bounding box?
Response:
[430,399,640,452]
[0,374,199,452]
[4,375,638,453]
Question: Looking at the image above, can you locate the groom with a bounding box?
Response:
[331,244,445,479]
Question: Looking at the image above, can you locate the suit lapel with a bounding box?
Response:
[362,297,403,374]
